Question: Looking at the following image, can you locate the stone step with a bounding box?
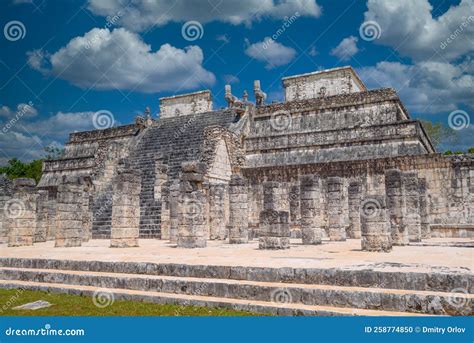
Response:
[0,280,429,317]
[0,258,470,293]
[0,267,469,315]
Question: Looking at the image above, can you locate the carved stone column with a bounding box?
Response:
[177,162,207,248]
[7,178,37,247]
[360,195,392,252]
[168,180,180,244]
[418,178,430,239]
[110,164,141,248]
[402,172,422,242]
[209,184,227,240]
[299,174,322,245]
[259,209,290,249]
[326,177,346,241]
[55,176,84,247]
[34,190,49,242]
[228,174,249,244]
[347,181,362,239]
[81,178,93,242]
[385,169,408,245]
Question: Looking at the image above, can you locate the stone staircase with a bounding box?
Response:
[0,258,471,316]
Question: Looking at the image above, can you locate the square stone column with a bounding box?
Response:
[81,178,93,242]
[34,190,49,242]
[347,181,362,239]
[299,174,322,245]
[402,172,422,242]
[110,165,141,248]
[177,162,207,248]
[326,177,346,241]
[228,174,249,244]
[418,178,431,239]
[209,183,227,240]
[46,195,57,241]
[385,169,408,245]
[7,178,37,247]
[0,174,13,244]
[263,181,279,210]
[360,195,392,252]
[259,209,290,249]
[55,176,84,247]
[168,180,180,244]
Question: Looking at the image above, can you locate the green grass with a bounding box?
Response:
[0,289,264,316]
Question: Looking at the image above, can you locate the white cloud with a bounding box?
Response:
[363,0,474,61]
[216,34,230,44]
[27,28,215,93]
[0,103,37,119]
[330,36,359,61]
[87,0,321,32]
[245,37,296,69]
[358,61,474,114]
[222,74,240,84]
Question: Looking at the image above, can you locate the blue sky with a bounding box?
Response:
[0,0,473,164]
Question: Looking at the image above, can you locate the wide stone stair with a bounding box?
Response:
[0,258,471,316]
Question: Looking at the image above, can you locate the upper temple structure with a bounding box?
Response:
[1,66,472,249]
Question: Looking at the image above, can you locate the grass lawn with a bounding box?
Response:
[0,289,264,316]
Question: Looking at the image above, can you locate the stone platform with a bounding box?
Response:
[0,238,472,316]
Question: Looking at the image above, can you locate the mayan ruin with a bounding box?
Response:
[0,66,472,316]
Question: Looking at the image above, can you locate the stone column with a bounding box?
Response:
[81,178,93,242]
[55,176,84,247]
[168,180,180,244]
[326,177,346,241]
[0,174,13,244]
[419,178,430,239]
[8,178,37,247]
[110,165,141,248]
[347,181,362,239]
[402,172,422,242]
[360,195,392,252]
[34,190,48,242]
[177,162,207,248]
[155,163,169,239]
[385,169,408,245]
[263,181,279,210]
[228,174,249,244]
[299,174,322,245]
[46,194,57,241]
[259,209,290,249]
[209,184,226,240]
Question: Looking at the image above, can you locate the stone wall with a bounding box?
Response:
[159,90,213,118]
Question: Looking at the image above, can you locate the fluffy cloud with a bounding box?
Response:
[27,28,215,93]
[245,37,296,69]
[87,0,321,32]
[358,61,474,114]
[363,0,474,61]
[330,36,359,61]
[0,103,37,119]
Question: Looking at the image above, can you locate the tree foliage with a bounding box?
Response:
[419,120,459,151]
[0,158,43,183]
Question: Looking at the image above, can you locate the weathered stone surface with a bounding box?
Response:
[228,174,248,244]
[347,181,362,239]
[209,184,226,240]
[299,174,322,244]
[55,176,84,247]
[402,172,422,242]
[360,195,392,252]
[110,164,141,248]
[0,174,13,244]
[8,178,37,247]
[385,169,408,246]
[259,209,290,249]
[326,177,346,241]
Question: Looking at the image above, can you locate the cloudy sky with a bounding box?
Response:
[0,0,473,165]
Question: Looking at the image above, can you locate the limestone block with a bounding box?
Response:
[326,177,346,241]
[360,195,392,252]
[34,190,48,243]
[299,174,322,245]
[418,178,430,239]
[259,209,290,249]
[385,169,408,245]
[209,184,227,240]
[8,178,37,247]
[228,174,249,244]
[347,181,362,239]
[402,172,422,242]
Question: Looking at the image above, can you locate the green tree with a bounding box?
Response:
[419,120,459,151]
[0,158,43,183]
[468,147,474,154]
